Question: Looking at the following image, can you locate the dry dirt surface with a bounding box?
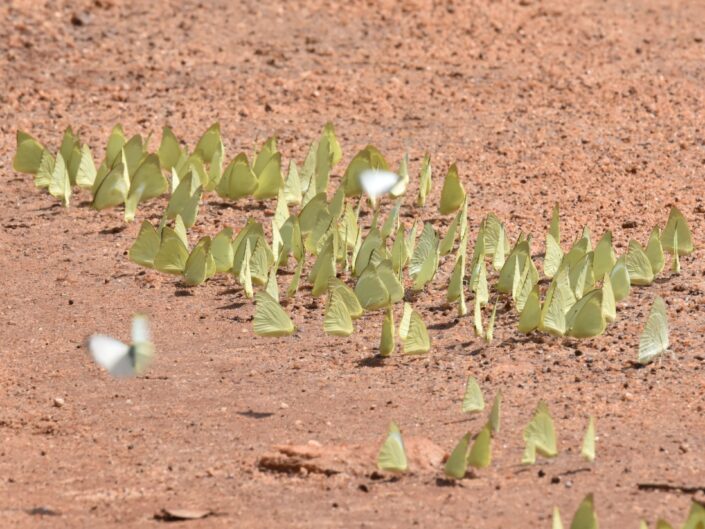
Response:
[2,0,705,527]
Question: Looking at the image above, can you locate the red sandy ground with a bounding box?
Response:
[1,0,704,527]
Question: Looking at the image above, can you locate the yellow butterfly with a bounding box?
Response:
[415,154,432,207]
[609,257,631,302]
[601,273,617,323]
[466,424,492,469]
[309,235,337,297]
[482,213,509,271]
[253,292,295,337]
[166,173,202,228]
[645,226,665,275]
[661,206,693,256]
[522,401,557,464]
[568,252,595,299]
[314,123,342,193]
[569,494,598,529]
[544,233,564,279]
[249,237,274,286]
[324,289,354,337]
[626,239,654,285]
[129,220,161,268]
[328,278,363,319]
[211,227,234,273]
[497,241,537,293]
[409,223,439,291]
[377,421,408,472]
[124,154,168,221]
[440,198,468,256]
[48,152,71,207]
[105,124,127,167]
[92,155,129,211]
[379,307,395,356]
[461,376,485,413]
[157,126,185,171]
[217,153,258,200]
[581,416,596,463]
[592,230,616,280]
[444,432,470,479]
[355,263,391,311]
[518,284,541,333]
[565,289,606,338]
[283,160,302,206]
[403,309,431,354]
[439,162,466,215]
[539,273,568,337]
[253,151,284,200]
[154,224,190,275]
[446,248,466,304]
[238,239,254,298]
[194,122,223,165]
[13,130,46,174]
[183,236,216,286]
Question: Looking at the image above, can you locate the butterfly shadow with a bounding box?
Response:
[217,301,248,310]
[356,355,387,368]
[457,344,486,357]
[35,203,62,212]
[99,225,126,235]
[237,410,274,419]
[427,319,460,331]
[435,477,465,487]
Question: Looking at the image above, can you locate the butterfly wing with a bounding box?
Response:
[358,169,400,199]
[88,335,131,376]
[461,376,485,413]
[638,297,669,364]
[131,315,151,344]
[377,422,408,472]
[253,292,295,337]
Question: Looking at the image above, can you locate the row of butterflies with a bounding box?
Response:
[125,165,689,364]
[12,121,450,222]
[379,377,593,478]
[88,318,703,529]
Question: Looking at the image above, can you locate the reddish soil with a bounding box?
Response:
[1,0,705,527]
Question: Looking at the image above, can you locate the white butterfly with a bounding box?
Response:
[359,169,401,201]
[88,315,154,377]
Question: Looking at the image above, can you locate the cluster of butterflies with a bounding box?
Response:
[550,495,705,529]
[377,375,594,479]
[15,124,693,363]
[130,180,690,364]
[12,122,341,222]
[456,203,692,360]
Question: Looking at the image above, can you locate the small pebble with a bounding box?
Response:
[280,402,289,409]
[53,397,64,408]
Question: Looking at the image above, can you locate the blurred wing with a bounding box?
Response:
[88,335,130,374]
[359,169,400,199]
[131,315,151,344]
